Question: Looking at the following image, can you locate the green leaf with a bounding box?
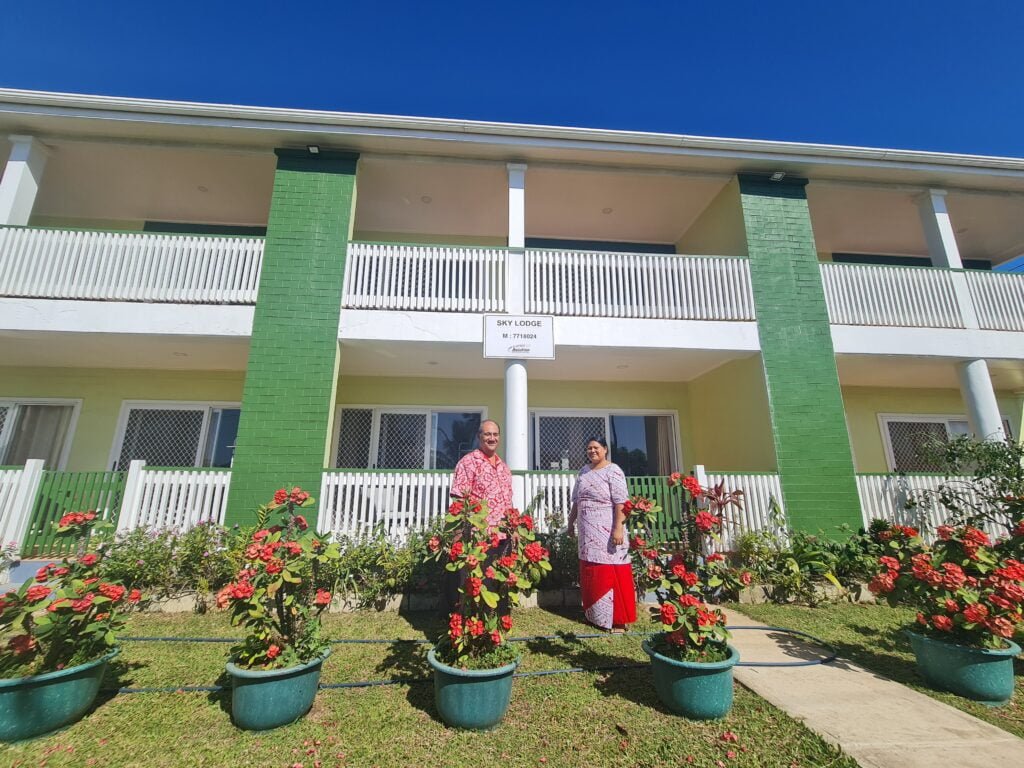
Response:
[481,589,499,609]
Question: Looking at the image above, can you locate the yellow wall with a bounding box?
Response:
[842,386,1024,472]
[675,179,748,257]
[352,231,507,247]
[687,355,777,471]
[0,367,244,471]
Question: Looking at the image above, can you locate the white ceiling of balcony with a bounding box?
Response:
[27,141,275,226]
[838,354,1024,391]
[809,182,1024,265]
[337,339,751,382]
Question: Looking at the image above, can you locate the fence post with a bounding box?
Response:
[117,460,146,534]
[692,464,708,489]
[2,460,45,566]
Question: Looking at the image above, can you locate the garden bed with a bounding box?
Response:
[3,608,858,768]
[731,602,1024,739]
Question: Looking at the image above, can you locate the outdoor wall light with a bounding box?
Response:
[307,145,320,155]
[769,171,786,182]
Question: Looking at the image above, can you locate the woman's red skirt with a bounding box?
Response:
[579,560,636,626]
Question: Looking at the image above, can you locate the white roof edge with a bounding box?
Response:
[1,87,1023,172]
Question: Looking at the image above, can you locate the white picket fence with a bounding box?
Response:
[965,270,1024,332]
[521,472,576,533]
[704,471,785,550]
[525,249,755,320]
[0,226,264,304]
[117,463,231,532]
[318,470,452,540]
[855,473,1010,542]
[0,461,44,566]
[343,243,507,313]
[820,263,966,328]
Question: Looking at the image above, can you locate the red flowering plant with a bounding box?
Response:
[425,494,551,669]
[216,487,341,669]
[622,494,664,599]
[649,553,732,662]
[868,522,1024,649]
[0,512,141,677]
[664,474,752,600]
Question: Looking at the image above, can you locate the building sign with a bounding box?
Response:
[483,315,555,359]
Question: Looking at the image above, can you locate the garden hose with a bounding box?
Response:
[103,626,838,694]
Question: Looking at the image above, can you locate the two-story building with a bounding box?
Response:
[0,88,1022,552]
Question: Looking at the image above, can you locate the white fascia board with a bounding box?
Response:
[831,325,1024,359]
[1,89,1024,179]
[338,309,760,352]
[0,298,253,336]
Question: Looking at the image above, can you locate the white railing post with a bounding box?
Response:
[692,464,708,488]
[0,459,45,563]
[117,460,146,533]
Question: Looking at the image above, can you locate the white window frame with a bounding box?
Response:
[529,407,681,472]
[109,400,241,470]
[332,404,489,469]
[878,413,1014,472]
[0,397,82,470]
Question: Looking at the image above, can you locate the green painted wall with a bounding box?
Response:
[688,356,776,471]
[843,386,1023,472]
[225,150,358,526]
[738,175,861,536]
[0,367,243,471]
[675,179,748,257]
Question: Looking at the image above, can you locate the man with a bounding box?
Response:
[442,419,513,613]
[449,419,513,526]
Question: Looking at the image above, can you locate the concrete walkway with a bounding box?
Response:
[724,607,1024,768]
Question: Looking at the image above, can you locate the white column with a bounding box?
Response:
[917,188,979,328]
[957,359,1006,441]
[506,162,527,313]
[505,360,528,510]
[504,163,530,509]
[0,135,48,225]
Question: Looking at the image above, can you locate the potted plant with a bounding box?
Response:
[869,522,1024,704]
[640,474,750,719]
[424,495,551,730]
[217,487,340,730]
[0,512,141,741]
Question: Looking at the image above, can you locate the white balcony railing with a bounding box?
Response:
[525,249,755,320]
[318,469,452,540]
[118,465,231,532]
[820,263,966,328]
[704,471,785,550]
[0,226,264,304]
[965,270,1024,331]
[342,242,506,313]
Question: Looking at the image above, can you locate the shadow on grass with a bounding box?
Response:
[375,638,438,723]
[522,633,659,709]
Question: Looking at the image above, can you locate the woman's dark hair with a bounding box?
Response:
[585,436,608,450]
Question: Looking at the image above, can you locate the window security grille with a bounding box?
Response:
[377,413,427,469]
[886,421,949,472]
[336,408,373,468]
[116,408,204,470]
[0,406,8,443]
[536,416,605,470]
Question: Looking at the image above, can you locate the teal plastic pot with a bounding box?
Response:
[427,646,519,730]
[905,630,1020,705]
[0,648,119,741]
[226,649,329,730]
[642,637,739,720]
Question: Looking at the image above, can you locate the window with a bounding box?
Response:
[111,403,240,470]
[0,400,79,469]
[880,414,1014,472]
[531,410,678,474]
[334,407,483,470]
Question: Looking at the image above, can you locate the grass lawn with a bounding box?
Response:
[730,602,1024,740]
[4,607,858,768]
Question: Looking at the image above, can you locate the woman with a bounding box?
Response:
[567,436,636,633]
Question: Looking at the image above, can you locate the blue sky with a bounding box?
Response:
[1,1,1022,157]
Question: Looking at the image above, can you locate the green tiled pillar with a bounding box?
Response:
[738,174,861,536]
[225,149,358,526]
